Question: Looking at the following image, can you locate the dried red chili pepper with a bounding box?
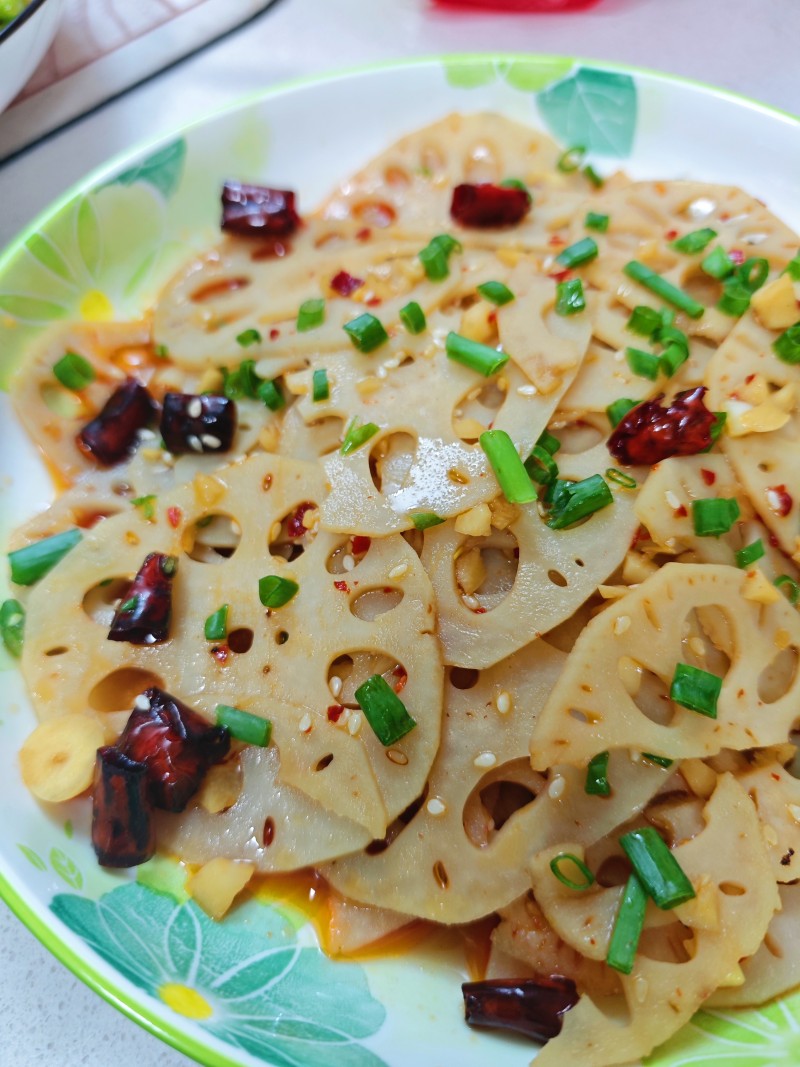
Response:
[330,270,364,297]
[451,183,531,228]
[91,747,155,867]
[107,553,177,645]
[608,386,716,466]
[77,378,156,466]
[462,976,579,1042]
[221,182,301,237]
[160,393,236,455]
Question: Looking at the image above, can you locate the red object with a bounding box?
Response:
[287,502,316,539]
[351,535,371,555]
[334,580,350,593]
[92,748,155,868]
[330,270,364,297]
[700,468,717,486]
[107,552,177,645]
[327,705,345,722]
[434,0,598,9]
[221,182,301,237]
[167,506,182,529]
[160,392,236,456]
[392,665,409,693]
[768,485,793,517]
[451,183,531,228]
[608,387,716,466]
[77,378,156,466]
[462,976,579,1042]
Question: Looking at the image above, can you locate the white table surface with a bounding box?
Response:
[1,0,798,1063]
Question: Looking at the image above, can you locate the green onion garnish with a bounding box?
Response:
[626,305,662,338]
[480,430,537,504]
[773,322,800,365]
[236,328,262,347]
[642,753,674,768]
[477,280,515,306]
[557,145,586,173]
[709,411,727,444]
[585,211,609,233]
[154,343,169,359]
[445,332,509,377]
[671,228,717,254]
[411,512,445,531]
[9,528,82,586]
[670,662,722,718]
[583,164,604,188]
[258,379,285,412]
[701,246,735,280]
[546,474,613,530]
[0,599,24,658]
[354,673,417,746]
[399,301,426,334]
[341,418,379,456]
[607,398,638,428]
[131,494,157,521]
[623,261,705,319]
[222,359,260,400]
[549,852,595,891]
[775,575,800,605]
[619,827,696,910]
[499,178,530,195]
[258,575,299,609]
[215,704,271,747]
[53,351,95,391]
[344,312,389,353]
[524,445,559,487]
[736,539,765,568]
[297,298,325,332]
[537,429,561,456]
[737,257,769,293]
[626,347,661,381]
[585,751,611,797]
[606,468,637,490]
[556,237,598,270]
[660,343,689,378]
[312,368,329,402]
[657,324,689,355]
[555,278,586,316]
[418,234,462,281]
[784,252,800,280]
[691,497,740,537]
[606,872,647,974]
[717,278,751,317]
[204,604,229,641]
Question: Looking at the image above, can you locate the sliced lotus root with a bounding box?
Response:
[323,642,670,924]
[731,760,800,882]
[706,309,800,556]
[20,453,442,840]
[530,562,800,770]
[423,442,642,669]
[530,774,779,1067]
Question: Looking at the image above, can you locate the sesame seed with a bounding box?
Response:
[516,384,538,397]
[298,713,312,733]
[689,636,706,657]
[347,712,362,736]
[187,398,202,419]
[138,428,157,442]
[377,366,388,379]
[426,798,446,816]
[270,521,282,542]
[630,750,642,763]
[788,804,800,825]
[613,615,631,636]
[188,435,203,453]
[201,434,222,450]
[388,562,409,580]
[473,751,497,769]
[387,748,408,765]
[383,357,400,370]
[329,675,343,698]
[134,693,151,711]
[496,691,512,715]
[665,490,681,510]
[342,554,355,572]
[463,594,480,610]
[547,775,566,799]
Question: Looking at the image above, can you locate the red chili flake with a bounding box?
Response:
[76,511,111,529]
[548,268,572,282]
[548,234,566,247]
[221,182,301,238]
[334,580,350,593]
[767,485,793,517]
[450,183,531,228]
[700,468,717,486]
[729,248,745,265]
[327,705,345,722]
[330,270,364,297]
[670,504,686,518]
[366,296,382,307]
[351,535,371,555]
[608,387,716,466]
[488,310,498,325]
[167,506,182,529]
[392,665,408,693]
[269,328,280,341]
[356,227,372,241]
[745,373,756,384]
[665,229,678,240]
[248,238,289,261]
[287,502,315,539]
[211,645,230,664]
[473,606,487,614]
[772,772,782,782]
[769,532,780,548]
[720,212,731,221]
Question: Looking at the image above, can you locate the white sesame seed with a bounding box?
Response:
[383,357,400,370]
[613,348,625,363]
[426,798,447,816]
[134,693,151,711]
[143,634,157,645]
[188,435,203,453]
[630,750,642,763]
[388,562,409,580]
[516,384,538,397]
[788,804,800,825]
[767,489,787,513]
[613,615,631,636]
[201,434,222,450]
[342,554,355,572]
[376,366,388,379]
[187,398,202,419]
[329,675,343,698]
[473,751,497,769]
[347,712,362,736]
[548,774,566,799]
[387,748,408,765]
[689,636,706,657]
[463,594,480,610]
[496,691,512,715]
[665,490,681,510]
[138,428,157,442]
[298,713,312,733]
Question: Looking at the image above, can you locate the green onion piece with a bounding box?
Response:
[626,305,662,338]
[9,528,82,586]
[341,418,379,456]
[775,575,800,605]
[585,211,610,233]
[606,467,637,490]
[119,597,138,613]
[411,512,445,531]
[555,278,586,316]
[399,301,426,334]
[709,411,727,444]
[701,246,735,280]
[585,751,611,796]
[524,445,559,487]
[671,228,717,254]
[131,494,157,521]
[354,673,417,746]
[642,753,674,768]
[258,575,299,609]
[784,252,800,281]
[154,343,169,359]
[691,497,740,537]
[626,347,661,381]
[480,430,538,504]
[549,852,595,891]
[670,662,722,718]
[215,704,271,747]
[236,327,262,347]
[0,599,24,658]
[418,234,462,281]
[659,343,689,378]
[537,429,561,456]
[773,322,800,365]
[717,279,751,317]
[477,280,515,306]
[53,351,95,391]
[620,827,696,910]
[735,539,765,569]
[546,474,613,530]
[557,145,586,173]
[312,368,329,402]
[257,379,285,412]
[204,604,229,641]
[223,358,260,400]
[445,331,509,377]
[556,237,598,270]
[344,312,389,353]
[500,178,530,196]
[623,261,705,319]
[297,298,325,332]
[736,257,769,293]
[607,398,638,428]
[583,164,604,188]
[606,873,647,974]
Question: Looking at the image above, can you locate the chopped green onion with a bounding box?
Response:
[537,429,561,456]
[477,280,515,306]
[215,704,271,747]
[607,398,638,428]
[131,494,157,521]
[0,599,24,658]
[445,331,509,377]
[606,873,647,974]
[354,673,417,746]
[657,324,689,355]
[119,597,138,613]
[154,343,169,359]
[585,751,611,796]
[659,343,689,378]
[236,328,262,347]
[670,662,722,718]
[736,257,769,293]
[546,474,613,530]
[642,753,674,768]
[556,237,598,270]
[480,430,538,504]
[499,178,529,196]
[784,252,800,281]
[619,827,696,910]
[671,228,717,254]
[258,575,299,609]
[549,852,595,891]
[341,418,379,456]
[717,278,751,317]
[204,604,229,641]
[709,411,727,444]
[735,539,765,569]
[223,359,260,400]
[9,528,82,586]
[626,347,661,381]
[583,164,604,188]
[418,234,462,281]
[627,305,663,338]
[312,368,329,402]
[53,351,95,391]
[701,246,735,280]
[623,260,705,319]
[525,445,559,487]
[557,145,586,173]
[399,301,426,334]
[585,211,610,233]
[344,312,389,353]
[691,497,740,537]
[606,468,637,490]
[773,322,800,365]
[411,512,445,531]
[775,575,800,606]
[555,278,586,316]
[297,298,325,332]
[258,379,285,412]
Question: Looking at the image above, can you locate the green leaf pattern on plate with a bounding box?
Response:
[537,67,638,157]
[52,883,387,1067]
[17,843,46,871]
[111,139,187,199]
[443,56,573,92]
[49,847,83,890]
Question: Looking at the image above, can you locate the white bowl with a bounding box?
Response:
[0,0,65,115]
